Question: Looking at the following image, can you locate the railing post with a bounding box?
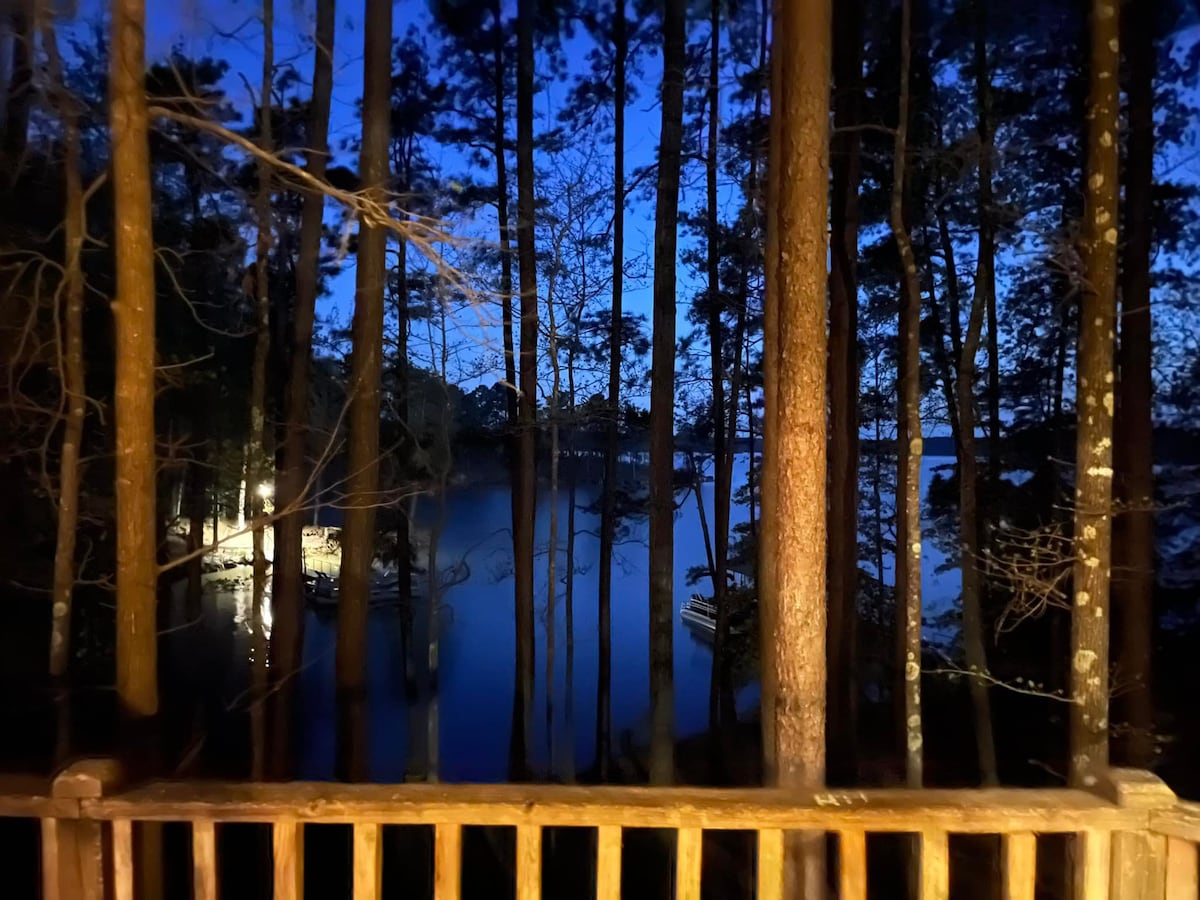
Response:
[45,758,123,900]
[1100,767,1176,900]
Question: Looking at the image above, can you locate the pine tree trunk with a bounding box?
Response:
[335,0,391,780]
[546,274,562,780]
[492,0,517,426]
[272,0,334,775]
[1113,2,1155,769]
[512,0,539,782]
[247,0,274,780]
[110,0,159,720]
[956,0,1000,785]
[649,0,686,787]
[596,8,627,783]
[704,0,732,740]
[766,0,830,890]
[564,397,577,785]
[1069,0,1119,790]
[44,25,85,680]
[890,0,924,789]
[826,0,863,782]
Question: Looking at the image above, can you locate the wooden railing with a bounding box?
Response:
[1,762,1197,899]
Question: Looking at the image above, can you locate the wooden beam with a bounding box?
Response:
[676,828,702,900]
[193,820,218,900]
[353,823,382,900]
[273,819,304,900]
[838,830,866,900]
[596,826,621,900]
[1002,831,1036,900]
[1074,830,1111,900]
[516,825,540,900]
[920,830,949,900]
[112,819,134,900]
[756,829,783,900]
[1165,837,1197,900]
[434,824,461,900]
[83,783,1141,833]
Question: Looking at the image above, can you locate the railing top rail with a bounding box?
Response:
[71,782,1143,832]
[1151,800,1200,843]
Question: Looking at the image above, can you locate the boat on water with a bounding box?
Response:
[303,571,407,610]
[679,557,757,641]
[679,593,754,641]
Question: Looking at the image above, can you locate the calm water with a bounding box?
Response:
[187,454,957,783]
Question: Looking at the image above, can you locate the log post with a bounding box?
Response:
[1101,768,1176,900]
[46,758,123,900]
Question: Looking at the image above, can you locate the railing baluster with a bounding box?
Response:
[273,819,304,900]
[517,825,541,900]
[353,823,382,900]
[434,824,462,900]
[920,830,949,900]
[838,830,867,900]
[1002,831,1035,900]
[193,820,218,900]
[1166,838,1198,900]
[1074,830,1111,900]
[756,829,783,900]
[596,826,622,900]
[676,828,702,900]
[40,818,61,900]
[112,819,134,900]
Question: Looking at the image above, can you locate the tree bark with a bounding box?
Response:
[44,25,86,680]
[648,0,686,787]
[546,262,563,780]
[596,6,627,783]
[110,0,159,720]
[765,0,830,890]
[272,0,335,774]
[492,0,517,425]
[826,0,863,782]
[1069,0,1118,790]
[248,0,274,772]
[704,0,734,741]
[1113,0,1155,769]
[335,0,391,780]
[956,0,1000,786]
[511,0,539,782]
[890,0,925,790]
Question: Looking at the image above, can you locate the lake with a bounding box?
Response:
[186,454,958,783]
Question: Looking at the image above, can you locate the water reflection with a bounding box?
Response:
[189,455,957,782]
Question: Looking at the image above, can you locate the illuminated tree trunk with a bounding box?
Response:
[511,0,539,782]
[110,0,159,720]
[335,0,391,781]
[272,0,335,774]
[826,0,863,781]
[890,0,924,789]
[247,0,274,785]
[1069,0,1118,790]
[596,7,627,783]
[44,26,85,680]
[763,0,830,890]
[1113,2,1155,769]
[649,0,685,787]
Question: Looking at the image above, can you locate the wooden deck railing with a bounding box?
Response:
[1,762,1197,899]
